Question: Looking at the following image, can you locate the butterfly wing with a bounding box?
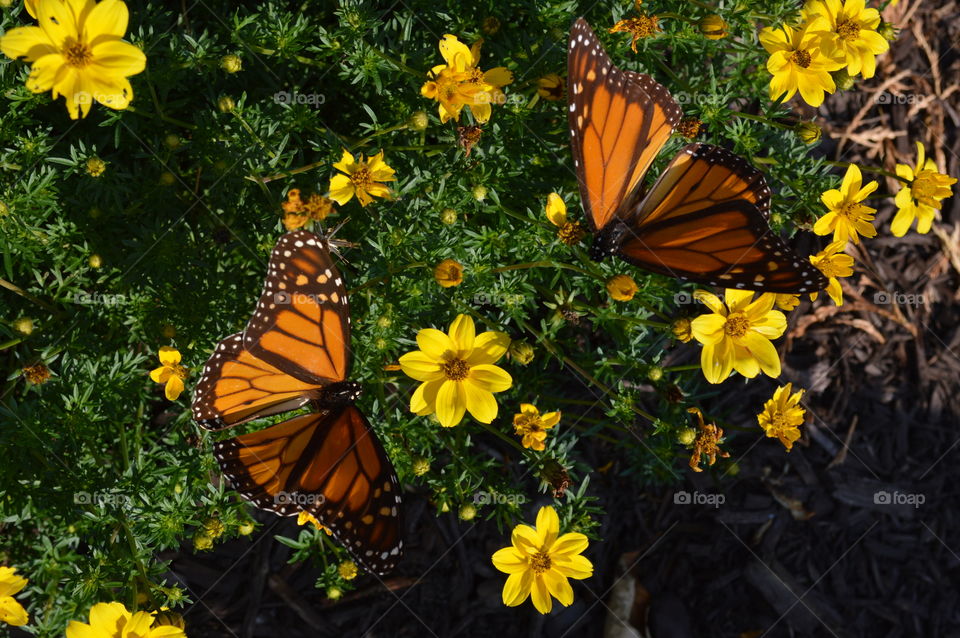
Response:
[214,406,403,575]
[568,18,682,231]
[614,143,827,293]
[192,333,324,431]
[244,230,352,386]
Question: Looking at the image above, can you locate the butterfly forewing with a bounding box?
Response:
[568,18,682,231]
[192,333,324,431]
[244,230,352,386]
[618,144,827,292]
[214,406,403,575]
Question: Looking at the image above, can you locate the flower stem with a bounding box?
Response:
[124,105,197,130]
[366,44,423,78]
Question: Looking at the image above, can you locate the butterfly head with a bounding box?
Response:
[319,381,362,406]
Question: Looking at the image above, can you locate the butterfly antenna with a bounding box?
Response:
[324,217,358,263]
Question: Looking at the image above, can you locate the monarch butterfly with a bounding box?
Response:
[192,230,402,575]
[568,18,827,293]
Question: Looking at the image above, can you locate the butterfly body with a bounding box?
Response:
[192,229,402,575]
[568,19,827,294]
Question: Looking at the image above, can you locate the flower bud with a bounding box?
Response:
[220,54,242,73]
[678,428,697,445]
[217,95,236,113]
[795,121,822,145]
[412,456,430,476]
[13,317,34,335]
[878,20,897,42]
[647,366,663,382]
[831,68,855,91]
[671,318,692,342]
[459,504,477,521]
[699,14,728,40]
[85,157,106,177]
[88,254,102,268]
[509,341,535,365]
[471,184,488,202]
[408,110,429,130]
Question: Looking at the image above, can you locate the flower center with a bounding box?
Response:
[723,312,750,338]
[836,19,861,41]
[441,357,470,381]
[771,411,787,433]
[172,364,188,380]
[530,550,552,574]
[468,68,485,84]
[350,166,372,189]
[838,201,859,220]
[789,49,812,68]
[514,414,544,435]
[64,40,93,68]
[557,221,584,245]
[912,170,939,200]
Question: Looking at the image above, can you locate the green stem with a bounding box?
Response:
[0,277,60,313]
[734,110,792,131]
[491,260,597,279]
[233,111,277,160]
[476,421,526,454]
[245,44,326,68]
[367,44,423,78]
[349,262,429,293]
[125,105,196,130]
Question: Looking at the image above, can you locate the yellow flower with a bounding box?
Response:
[687,407,730,472]
[671,317,693,342]
[544,192,584,245]
[149,346,187,401]
[809,240,853,306]
[513,404,561,451]
[759,19,844,107]
[22,362,51,385]
[492,506,593,614]
[297,510,332,535]
[536,73,564,101]
[86,157,106,177]
[328,149,395,207]
[399,314,512,428]
[774,294,801,311]
[690,289,787,384]
[433,258,464,288]
[699,14,728,40]
[338,561,358,581]
[676,117,703,139]
[605,274,638,301]
[281,188,335,231]
[814,164,878,245]
[65,602,185,638]
[757,383,806,451]
[1,0,146,119]
[609,15,660,52]
[0,566,29,627]
[420,34,513,124]
[891,142,957,237]
[219,53,242,73]
[802,0,889,78]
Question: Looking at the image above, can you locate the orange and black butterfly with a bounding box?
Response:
[191,230,402,575]
[568,18,826,293]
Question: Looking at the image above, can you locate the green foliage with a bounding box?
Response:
[0,0,841,634]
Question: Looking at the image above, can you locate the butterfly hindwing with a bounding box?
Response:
[568,18,682,231]
[192,333,324,431]
[616,144,827,292]
[244,230,352,386]
[214,406,403,575]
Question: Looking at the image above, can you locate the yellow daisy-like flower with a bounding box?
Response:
[802,0,889,78]
[759,18,844,107]
[296,510,332,535]
[605,275,638,302]
[491,506,593,614]
[545,192,585,246]
[536,73,564,101]
[149,346,187,401]
[420,34,513,124]
[814,164,878,245]
[757,383,806,451]
[1,0,147,119]
[399,314,512,428]
[774,294,801,311]
[609,15,660,52]
[433,258,464,288]
[0,566,29,627]
[891,142,957,237]
[513,404,561,451]
[328,149,395,207]
[65,602,185,638]
[338,561,358,581]
[690,289,787,384]
[809,240,853,306]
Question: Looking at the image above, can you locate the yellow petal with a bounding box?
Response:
[540,411,561,428]
[448,313,476,356]
[530,575,553,614]
[398,351,444,382]
[465,331,510,365]
[439,34,472,71]
[544,192,567,227]
[502,570,533,606]
[88,603,129,633]
[84,0,129,40]
[435,380,466,427]
[535,505,559,547]
[742,332,781,377]
[464,381,498,423]
[149,366,171,384]
[701,339,733,384]
[332,148,355,173]
[553,553,594,579]
[467,364,512,392]
[26,53,67,93]
[410,379,442,415]
[0,25,58,61]
[37,0,79,46]
[0,597,29,626]
[158,346,181,366]
[511,524,541,555]
[416,327,455,360]
[690,313,726,345]
[551,532,588,557]
[89,39,146,77]
[165,375,185,400]
[469,101,492,123]
[327,174,354,205]
[693,289,725,314]
[543,570,574,607]
[484,66,513,87]
[492,546,528,574]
